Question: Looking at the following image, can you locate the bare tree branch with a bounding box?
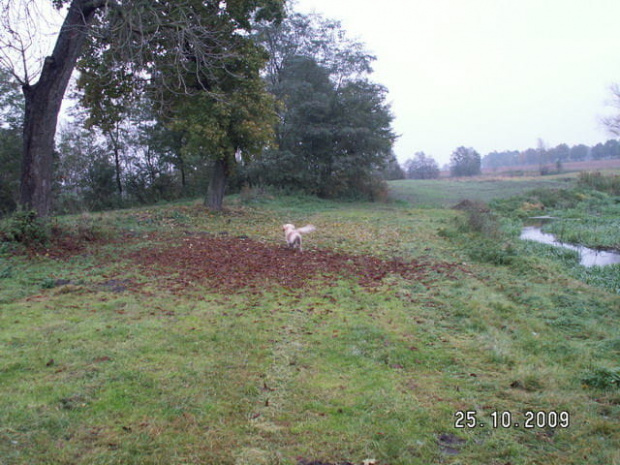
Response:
[0,0,65,85]
[603,83,620,136]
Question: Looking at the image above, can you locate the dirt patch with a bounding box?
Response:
[129,234,461,292]
[437,433,467,455]
[18,228,130,260]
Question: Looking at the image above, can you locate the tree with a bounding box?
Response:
[0,125,21,215]
[249,55,395,199]
[380,152,405,181]
[521,148,539,165]
[255,11,375,91]
[482,150,519,171]
[76,55,138,198]
[589,139,620,160]
[405,152,440,179]
[55,120,147,212]
[166,64,277,210]
[547,143,570,163]
[569,144,589,162]
[0,0,108,216]
[591,143,606,160]
[0,66,23,215]
[603,139,620,159]
[329,79,395,198]
[267,56,336,194]
[82,155,118,211]
[537,138,551,175]
[0,0,284,216]
[0,66,23,128]
[603,83,620,136]
[450,146,481,177]
[77,0,282,211]
[252,13,395,199]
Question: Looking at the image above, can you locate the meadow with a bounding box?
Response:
[0,176,619,465]
[388,176,575,207]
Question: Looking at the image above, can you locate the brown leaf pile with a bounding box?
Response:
[129,233,460,292]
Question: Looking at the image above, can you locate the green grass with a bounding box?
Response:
[389,176,574,208]
[1,188,619,464]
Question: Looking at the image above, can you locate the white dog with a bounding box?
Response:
[282,224,316,251]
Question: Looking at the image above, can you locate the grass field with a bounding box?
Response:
[1,179,619,464]
[389,176,575,208]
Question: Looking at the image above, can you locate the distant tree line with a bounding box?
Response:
[482,140,620,171]
[401,138,620,181]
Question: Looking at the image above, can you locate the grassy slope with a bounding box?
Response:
[0,188,618,465]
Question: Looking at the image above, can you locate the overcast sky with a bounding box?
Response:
[295,0,620,165]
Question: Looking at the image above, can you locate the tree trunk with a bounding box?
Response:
[104,126,124,196]
[20,0,104,216]
[178,157,187,189]
[205,157,229,211]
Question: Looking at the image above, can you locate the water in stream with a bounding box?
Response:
[520,226,620,268]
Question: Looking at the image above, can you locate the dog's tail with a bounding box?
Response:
[297,224,316,234]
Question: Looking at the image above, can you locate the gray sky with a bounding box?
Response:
[295,0,620,165]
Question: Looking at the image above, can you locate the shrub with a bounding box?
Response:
[0,210,49,246]
[454,200,500,238]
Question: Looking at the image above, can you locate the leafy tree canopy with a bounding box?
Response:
[76,0,284,210]
[0,67,23,129]
[250,12,395,199]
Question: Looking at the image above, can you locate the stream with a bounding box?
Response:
[520,226,620,268]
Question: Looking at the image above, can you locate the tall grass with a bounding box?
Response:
[578,171,620,195]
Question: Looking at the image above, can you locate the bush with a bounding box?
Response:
[453,200,499,237]
[0,178,17,217]
[0,211,49,246]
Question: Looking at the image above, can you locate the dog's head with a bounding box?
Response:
[282,224,295,233]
